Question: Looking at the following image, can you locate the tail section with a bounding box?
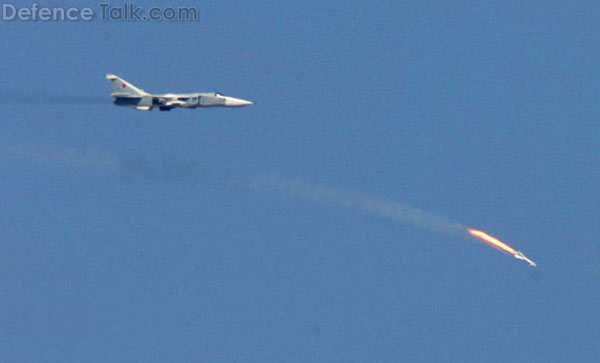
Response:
[106,74,148,96]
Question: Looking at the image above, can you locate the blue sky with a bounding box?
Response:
[1,1,598,361]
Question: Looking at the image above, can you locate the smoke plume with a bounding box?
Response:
[0,139,466,236]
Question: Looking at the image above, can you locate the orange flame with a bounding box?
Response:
[468,228,517,255]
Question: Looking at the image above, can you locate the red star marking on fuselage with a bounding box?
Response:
[122,83,127,88]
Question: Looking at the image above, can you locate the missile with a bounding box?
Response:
[514,251,536,267]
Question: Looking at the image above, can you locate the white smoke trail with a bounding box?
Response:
[0,139,466,236]
[0,139,118,172]
[0,92,107,105]
[249,173,466,236]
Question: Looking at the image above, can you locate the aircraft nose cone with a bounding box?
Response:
[224,97,253,107]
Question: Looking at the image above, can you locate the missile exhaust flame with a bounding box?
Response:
[468,228,536,267]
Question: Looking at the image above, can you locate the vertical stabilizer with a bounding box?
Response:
[106,74,148,96]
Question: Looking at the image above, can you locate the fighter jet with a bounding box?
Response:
[514,251,537,267]
[106,74,252,111]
